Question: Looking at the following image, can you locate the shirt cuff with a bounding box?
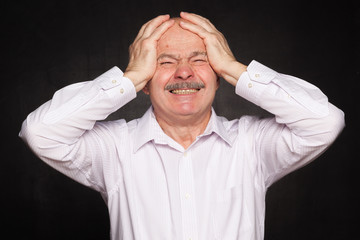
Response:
[235,60,277,106]
[235,60,329,117]
[96,66,137,109]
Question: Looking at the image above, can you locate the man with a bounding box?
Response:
[20,12,345,240]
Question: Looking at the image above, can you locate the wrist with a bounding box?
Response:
[220,61,247,87]
[123,71,147,93]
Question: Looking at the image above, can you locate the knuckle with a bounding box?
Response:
[141,38,153,48]
[128,44,134,51]
[204,18,211,24]
[204,18,214,27]
[208,33,218,41]
[218,32,226,41]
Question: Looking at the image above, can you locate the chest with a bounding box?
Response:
[120,135,263,239]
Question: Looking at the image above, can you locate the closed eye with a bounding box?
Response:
[192,58,207,65]
[160,61,175,65]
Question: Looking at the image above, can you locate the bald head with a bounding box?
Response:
[157,18,205,56]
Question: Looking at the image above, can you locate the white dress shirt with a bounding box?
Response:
[20,60,345,240]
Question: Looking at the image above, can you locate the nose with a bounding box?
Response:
[174,63,194,81]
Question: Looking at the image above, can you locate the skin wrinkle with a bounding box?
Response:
[157,51,208,61]
[160,50,208,92]
[144,19,219,147]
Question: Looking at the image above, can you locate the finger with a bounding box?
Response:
[148,19,175,41]
[180,12,215,32]
[178,20,210,40]
[142,14,170,38]
[134,14,170,41]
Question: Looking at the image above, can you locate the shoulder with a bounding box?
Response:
[91,118,140,139]
[217,114,278,143]
[219,114,269,132]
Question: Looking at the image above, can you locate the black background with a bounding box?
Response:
[2,0,359,239]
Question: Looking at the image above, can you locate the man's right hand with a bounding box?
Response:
[124,15,174,92]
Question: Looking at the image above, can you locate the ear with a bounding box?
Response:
[216,76,220,90]
[142,82,150,95]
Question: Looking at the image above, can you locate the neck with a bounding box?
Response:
[154,109,212,149]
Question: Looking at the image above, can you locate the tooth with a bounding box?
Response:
[172,89,199,94]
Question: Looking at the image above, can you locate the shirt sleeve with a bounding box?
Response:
[235,60,345,187]
[19,67,136,191]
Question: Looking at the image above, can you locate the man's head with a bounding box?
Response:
[144,18,219,124]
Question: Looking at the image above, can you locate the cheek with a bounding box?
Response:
[153,67,175,81]
[194,66,218,86]
[150,68,175,92]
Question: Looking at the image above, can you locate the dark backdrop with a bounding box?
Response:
[2,0,358,239]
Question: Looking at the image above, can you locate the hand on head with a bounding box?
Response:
[124,14,175,92]
[124,12,246,92]
[179,12,246,86]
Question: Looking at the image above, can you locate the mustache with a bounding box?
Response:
[164,82,205,91]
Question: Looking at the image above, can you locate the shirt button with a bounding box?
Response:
[183,152,188,157]
[248,82,253,88]
[120,88,124,94]
[112,79,117,84]
[255,73,260,78]
[185,193,191,199]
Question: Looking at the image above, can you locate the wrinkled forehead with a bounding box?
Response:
[157,19,206,56]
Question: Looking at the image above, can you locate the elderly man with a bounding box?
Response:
[20,12,344,240]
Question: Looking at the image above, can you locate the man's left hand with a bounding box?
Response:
[179,12,247,86]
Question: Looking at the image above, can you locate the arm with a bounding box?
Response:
[19,67,136,191]
[180,12,345,186]
[237,61,345,186]
[19,15,174,191]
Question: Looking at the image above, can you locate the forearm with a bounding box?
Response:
[219,61,247,87]
[236,60,344,133]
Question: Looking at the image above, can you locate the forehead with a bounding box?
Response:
[157,24,206,56]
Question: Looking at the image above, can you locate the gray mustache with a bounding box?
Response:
[165,82,205,91]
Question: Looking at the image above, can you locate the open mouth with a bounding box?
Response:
[170,88,200,94]
[166,82,204,95]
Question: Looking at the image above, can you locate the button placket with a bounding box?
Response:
[179,150,198,240]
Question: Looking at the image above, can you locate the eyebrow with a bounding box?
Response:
[189,51,207,59]
[157,51,207,61]
[157,53,180,61]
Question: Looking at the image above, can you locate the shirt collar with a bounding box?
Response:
[133,107,234,153]
[203,108,234,146]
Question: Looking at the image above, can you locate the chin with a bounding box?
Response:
[171,103,209,118]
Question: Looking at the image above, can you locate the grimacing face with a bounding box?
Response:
[144,19,219,123]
